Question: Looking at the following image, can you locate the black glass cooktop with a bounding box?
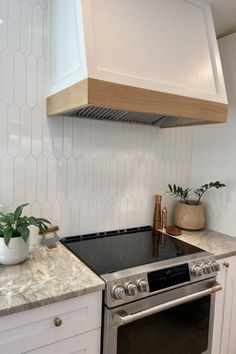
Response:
[61,226,204,276]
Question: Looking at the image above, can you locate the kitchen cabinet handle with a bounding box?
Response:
[223,262,230,268]
[54,317,62,327]
[113,283,222,326]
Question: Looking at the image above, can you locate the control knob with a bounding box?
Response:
[191,265,203,276]
[202,263,212,274]
[112,285,125,300]
[210,261,220,272]
[137,279,149,293]
[126,282,138,296]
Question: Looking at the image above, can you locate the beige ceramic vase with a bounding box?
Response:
[174,202,205,231]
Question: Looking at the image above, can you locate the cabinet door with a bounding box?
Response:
[23,328,100,354]
[211,257,236,354]
[227,257,236,354]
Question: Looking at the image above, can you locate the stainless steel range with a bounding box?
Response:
[61,226,221,354]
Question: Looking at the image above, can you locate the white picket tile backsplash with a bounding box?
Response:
[0,0,193,242]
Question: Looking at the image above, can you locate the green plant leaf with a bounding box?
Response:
[14,203,29,221]
[37,217,51,225]
[20,227,30,242]
[3,228,12,246]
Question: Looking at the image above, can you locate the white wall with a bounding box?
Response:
[191,33,236,237]
[0,0,193,241]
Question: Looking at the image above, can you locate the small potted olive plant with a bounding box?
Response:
[0,204,51,265]
[168,181,226,230]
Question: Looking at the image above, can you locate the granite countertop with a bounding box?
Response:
[170,228,236,260]
[0,243,105,317]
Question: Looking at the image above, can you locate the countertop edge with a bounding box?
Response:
[0,282,105,317]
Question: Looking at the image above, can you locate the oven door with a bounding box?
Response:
[103,279,221,354]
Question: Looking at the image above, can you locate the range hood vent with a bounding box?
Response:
[70,105,166,126]
[47,0,228,128]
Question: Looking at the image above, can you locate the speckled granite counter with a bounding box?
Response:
[170,229,236,260]
[0,243,105,317]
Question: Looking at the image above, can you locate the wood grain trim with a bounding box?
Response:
[47,79,89,116]
[88,78,228,123]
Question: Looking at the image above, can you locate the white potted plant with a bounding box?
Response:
[168,181,226,231]
[0,204,51,265]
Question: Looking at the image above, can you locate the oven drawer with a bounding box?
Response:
[0,291,102,354]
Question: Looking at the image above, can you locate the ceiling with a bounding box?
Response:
[209,0,236,38]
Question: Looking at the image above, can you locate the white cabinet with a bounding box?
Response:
[0,291,102,354]
[48,0,227,104]
[212,257,236,354]
[24,329,101,354]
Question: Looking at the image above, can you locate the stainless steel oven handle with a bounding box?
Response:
[113,283,222,326]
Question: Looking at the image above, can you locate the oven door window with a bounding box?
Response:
[117,295,211,354]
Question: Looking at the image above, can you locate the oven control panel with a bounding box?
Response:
[189,257,220,279]
[104,255,220,308]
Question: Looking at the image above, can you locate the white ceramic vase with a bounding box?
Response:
[0,237,29,265]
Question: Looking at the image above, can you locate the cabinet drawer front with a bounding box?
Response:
[23,328,101,354]
[0,292,102,353]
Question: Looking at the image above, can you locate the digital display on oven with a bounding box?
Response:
[148,263,190,292]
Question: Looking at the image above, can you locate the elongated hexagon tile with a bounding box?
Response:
[14,155,26,203]
[88,198,97,233]
[96,199,105,231]
[109,158,118,197]
[37,155,47,203]
[47,156,58,202]
[1,155,14,206]
[103,198,114,231]
[26,55,37,108]
[61,201,71,236]
[8,103,20,157]
[14,52,26,107]
[70,200,80,235]
[79,198,89,233]
[2,49,14,105]
[57,157,68,202]
[8,0,20,53]
[37,57,46,108]
[43,116,53,158]
[63,117,73,158]
[20,105,32,157]
[84,157,94,198]
[51,200,62,226]
[116,159,125,197]
[0,102,8,158]
[52,117,63,158]
[0,0,8,51]
[32,4,43,58]
[67,157,77,201]
[20,0,32,55]
[26,155,37,203]
[76,157,85,200]
[30,202,42,217]
[93,158,103,199]
[81,119,91,158]
[32,106,43,157]
[41,201,52,223]
[72,118,82,158]
[101,158,110,199]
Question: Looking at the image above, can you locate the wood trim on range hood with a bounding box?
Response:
[47,78,228,128]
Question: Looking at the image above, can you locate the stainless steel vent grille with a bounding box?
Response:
[70,105,166,126]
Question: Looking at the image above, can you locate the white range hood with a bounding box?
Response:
[47,0,228,128]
